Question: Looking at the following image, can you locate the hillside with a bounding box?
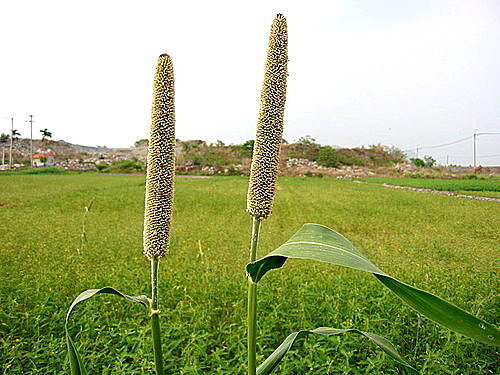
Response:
[1,137,411,176]
[3,137,495,177]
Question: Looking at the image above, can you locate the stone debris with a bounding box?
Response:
[379,183,500,202]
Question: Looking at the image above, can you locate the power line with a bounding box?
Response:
[422,135,473,150]
[402,132,500,154]
[402,135,472,152]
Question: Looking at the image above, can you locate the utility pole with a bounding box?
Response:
[473,129,478,169]
[416,145,420,159]
[26,114,33,167]
[9,117,14,168]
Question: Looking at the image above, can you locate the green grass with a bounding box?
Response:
[0,175,498,374]
[0,166,70,175]
[363,177,500,197]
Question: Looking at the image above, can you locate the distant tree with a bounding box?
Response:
[317,146,339,168]
[11,129,20,140]
[241,140,255,157]
[384,146,406,163]
[369,143,384,150]
[215,140,225,147]
[296,135,319,147]
[423,155,436,167]
[410,158,425,168]
[40,128,52,141]
[134,139,149,147]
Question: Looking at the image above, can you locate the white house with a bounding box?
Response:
[32,150,56,167]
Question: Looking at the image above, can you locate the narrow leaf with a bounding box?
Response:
[247,223,499,346]
[65,287,150,375]
[257,327,417,375]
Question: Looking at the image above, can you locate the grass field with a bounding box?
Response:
[0,174,498,374]
[363,177,500,199]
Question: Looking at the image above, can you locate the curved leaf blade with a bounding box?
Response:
[247,223,499,346]
[374,275,499,346]
[257,327,417,375]
[247,223,386,283]
[65,287,150,375]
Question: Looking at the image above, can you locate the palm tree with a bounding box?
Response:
[40,128,52,142]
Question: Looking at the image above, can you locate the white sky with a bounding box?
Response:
[1,0,499,166]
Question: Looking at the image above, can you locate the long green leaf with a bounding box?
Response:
[65,287,150,375]
[246,223,499,346]
[257,327,417,375]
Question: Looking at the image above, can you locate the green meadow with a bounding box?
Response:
[0,174,498,374]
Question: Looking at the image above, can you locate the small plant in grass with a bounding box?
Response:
[77,198,95,255]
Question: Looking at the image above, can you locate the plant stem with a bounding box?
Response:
[150,258,164,375]
[248,216,262,375]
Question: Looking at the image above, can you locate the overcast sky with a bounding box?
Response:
[1,0,499,166]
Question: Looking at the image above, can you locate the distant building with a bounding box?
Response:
[32,150,56,167]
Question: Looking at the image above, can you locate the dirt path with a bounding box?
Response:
[357,181,500,202]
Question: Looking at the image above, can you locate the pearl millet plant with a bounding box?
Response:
[65,54,176,375]
[144,53,176,260]
[144,53,176,375]
[247,13,288,220]
[246,14,288,375]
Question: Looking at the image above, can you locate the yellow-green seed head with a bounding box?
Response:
[143,54,176,260]
[247,14,288,220]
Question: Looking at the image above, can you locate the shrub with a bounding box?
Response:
[241,140,255,157]
[410,158,425,168]
[227,166,244,175]
[134,139,149,147]
[423,155,436,167]
[408,173,423,178]
[296,135,319,147]
[107,160,143,173]
[20,167,67,174]
[317,146,339,168]
[95,163,109,172]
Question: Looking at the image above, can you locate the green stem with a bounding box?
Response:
[150,258,164,375]
[248,217,262,375]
